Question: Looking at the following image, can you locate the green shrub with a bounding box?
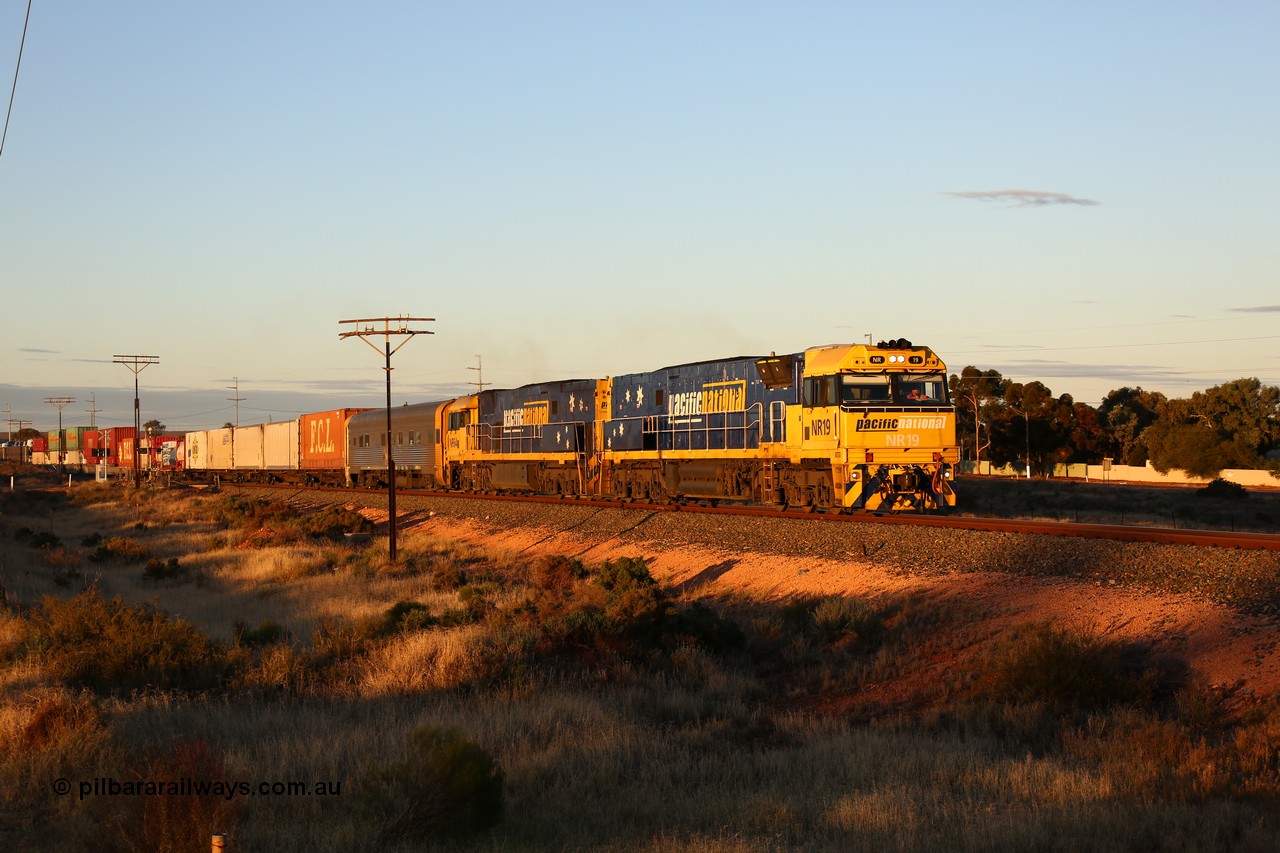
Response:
[513,556,745,671]
[311,615,384,662]
[24,530,62,550]
[237,619,288,648]
[90,536,152,564]
[361,726,504,844]
[143,556,183,581]
[40,548,83,571]
[23,591,226,694]
[596,557,668,627]
[1199,478,1249,501]
[213,494,282,528]
[298,505,374,540]
[213,496,374,543]
[384,600,436,633]
[531,554,586,594]
[810,596,884,651]
[457,584,497,621]
[981,624,1182,714]
[430,563,467,590]
[672,602,746,655]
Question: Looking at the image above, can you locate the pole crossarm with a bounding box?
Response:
[339,317,434,360]
[112,354,159,373]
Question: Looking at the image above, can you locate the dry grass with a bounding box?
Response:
[359,625,493,696]
[1,483,1279,850]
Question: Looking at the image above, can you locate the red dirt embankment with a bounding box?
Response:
[408,512,1280,700]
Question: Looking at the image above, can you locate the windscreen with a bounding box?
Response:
[897,373,947,404]
[840,374,891,405]
[838,373,949,407]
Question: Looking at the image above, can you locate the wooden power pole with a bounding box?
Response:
[339,316,434,563]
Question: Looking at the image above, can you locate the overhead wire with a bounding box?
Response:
[1,0,32,159]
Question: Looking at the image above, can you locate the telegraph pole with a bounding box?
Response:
[467,355,490,392]
[44,396,75,475]
[5,411,31,442]
[227,377,244,428]
[339,316,434,563]
[114,354,159,487]
[85,393,101,430]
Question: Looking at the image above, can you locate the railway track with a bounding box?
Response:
[231,482,1280,552]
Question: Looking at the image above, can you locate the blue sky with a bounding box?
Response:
[2,2,1277,433]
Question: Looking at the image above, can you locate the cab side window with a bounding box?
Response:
[803,376,839,407]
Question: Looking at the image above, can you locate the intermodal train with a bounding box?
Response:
[177,339,959,512]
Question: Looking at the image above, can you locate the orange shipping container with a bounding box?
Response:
[299,408,369,470]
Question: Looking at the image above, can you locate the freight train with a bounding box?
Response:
[34,340,958,511]
[181,339,959,512]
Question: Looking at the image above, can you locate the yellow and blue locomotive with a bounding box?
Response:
[433,339,956,511]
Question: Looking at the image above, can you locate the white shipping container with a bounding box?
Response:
[263,420,300,470]
[185,430,209,470]
[206,427,234,470]
[233,424,265,470]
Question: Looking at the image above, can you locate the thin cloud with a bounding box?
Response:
[19,347,59,354]
[999,359,1187,378]
[1229,305,1280,313]
[943,189,1101,207]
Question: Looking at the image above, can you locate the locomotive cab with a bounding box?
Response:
[797,340,957,511]
[442,396,478,488]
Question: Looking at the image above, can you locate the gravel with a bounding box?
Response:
[250,486,1280,619]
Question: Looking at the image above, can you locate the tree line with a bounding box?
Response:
[949,368,1280,480]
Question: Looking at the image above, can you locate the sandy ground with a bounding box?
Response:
[387,510,1280,701]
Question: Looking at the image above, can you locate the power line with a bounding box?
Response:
[1,0,32,159]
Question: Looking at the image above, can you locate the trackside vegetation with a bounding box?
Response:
[1,481,1279,850]
[951,369,1280,480]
